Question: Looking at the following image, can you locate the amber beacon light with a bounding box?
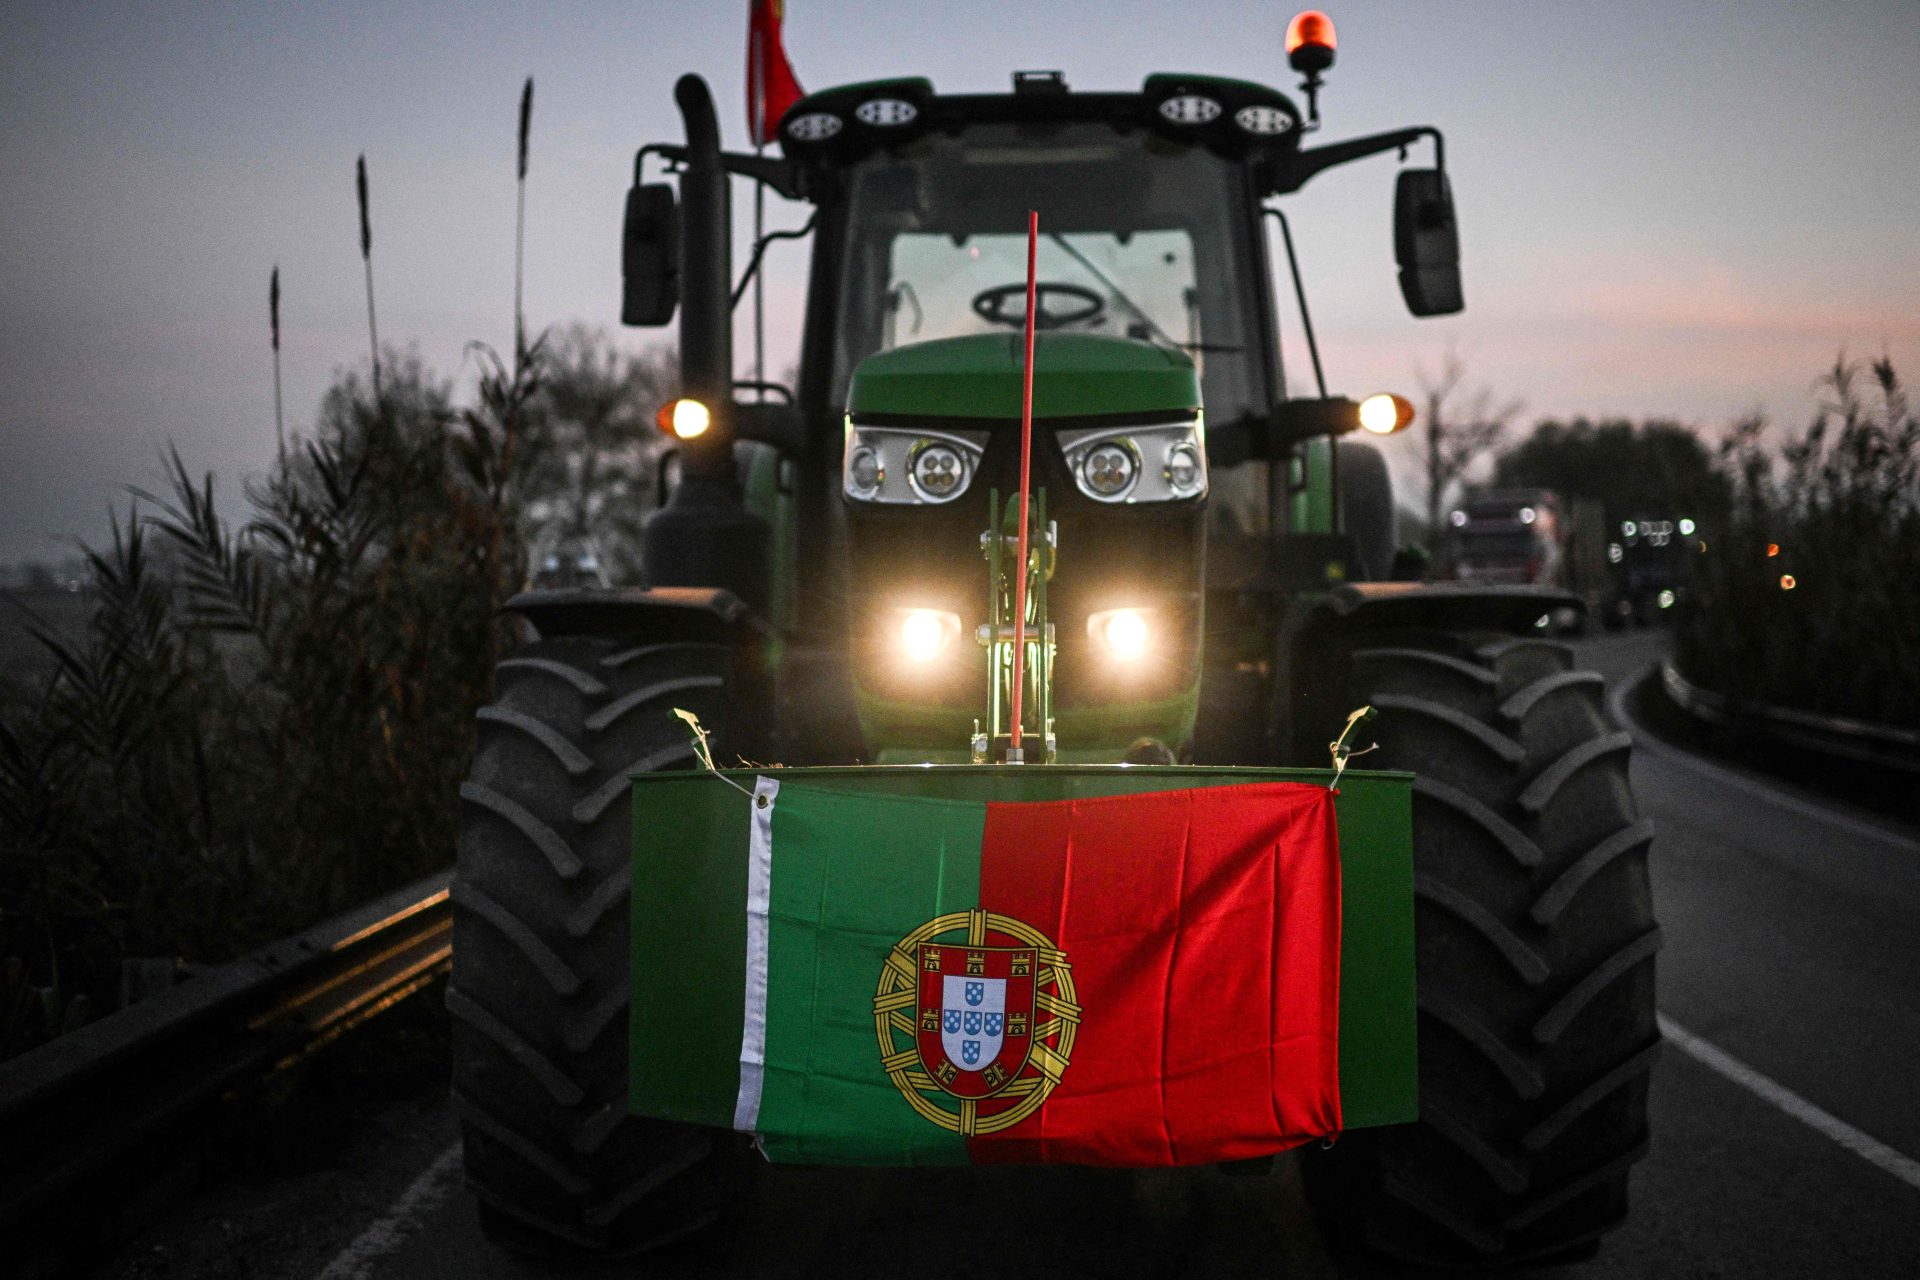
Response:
[1286,10,1336,68]
[1286,10,1337,122]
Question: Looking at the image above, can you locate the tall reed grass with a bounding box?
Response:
[0,80,678,1059]
[1676,357,1920,725]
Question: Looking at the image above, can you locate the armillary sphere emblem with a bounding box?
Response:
[872,909,1079,1136]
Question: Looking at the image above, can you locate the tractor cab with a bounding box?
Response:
[620,64,1455,763]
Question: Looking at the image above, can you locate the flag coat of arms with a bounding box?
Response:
[631,775,1352,1166]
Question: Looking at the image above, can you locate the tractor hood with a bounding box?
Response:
[846,333,1200,422]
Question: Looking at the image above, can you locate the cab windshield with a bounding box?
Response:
[830,121,1267,422]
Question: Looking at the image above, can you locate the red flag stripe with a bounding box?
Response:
[970,783,1342,1165]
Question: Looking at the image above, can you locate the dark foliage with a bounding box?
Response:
[1493,416,1727,531]
[1675,357,1919,725]
[0,351,529,1058]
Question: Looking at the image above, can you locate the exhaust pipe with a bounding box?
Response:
[672,74,733,480]
[642,74,770,610]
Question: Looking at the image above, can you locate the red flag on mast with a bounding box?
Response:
[747,0,805,147]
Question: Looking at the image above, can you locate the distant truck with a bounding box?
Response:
[1440,487,1609,629]
[1607,513,1697,626]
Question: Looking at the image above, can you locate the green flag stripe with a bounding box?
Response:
[629,774,753,1129]
[755,783,984,1164]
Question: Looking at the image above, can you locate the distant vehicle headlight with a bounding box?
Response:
[1058,417,1206,505]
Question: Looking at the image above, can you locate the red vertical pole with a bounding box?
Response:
[1009,210,1038,759]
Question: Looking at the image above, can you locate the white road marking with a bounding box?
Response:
[1659,1014,1920,1193]
[1607,673,1920,855]
[311,1140,464,1280]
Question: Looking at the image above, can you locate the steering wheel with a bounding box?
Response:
[971,281,1106,331]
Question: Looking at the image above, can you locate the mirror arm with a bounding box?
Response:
[731,212,820,311]
[630,143,680,184]
[642,143,803,200]
[1270,125,1444,195]
[1263,207,1327,400]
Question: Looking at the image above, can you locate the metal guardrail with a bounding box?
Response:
[1661,660,1920,777]
[0,870,452,1249]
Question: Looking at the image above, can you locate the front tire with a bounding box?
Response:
[450,635,748,1254]
[1307,631,1659,1266]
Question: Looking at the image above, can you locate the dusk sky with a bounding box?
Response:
[3,0,1916,563]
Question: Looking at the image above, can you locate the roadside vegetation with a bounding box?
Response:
[0,81,672,1060]
[1492,415,1725,535]
[1675,357,1919,726]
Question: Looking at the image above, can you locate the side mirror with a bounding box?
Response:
[621,183,680,326]
[1393,169,1463,317]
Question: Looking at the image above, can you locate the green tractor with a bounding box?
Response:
[452,25,1657,1268]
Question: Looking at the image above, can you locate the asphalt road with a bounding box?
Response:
[108,631,1920,1279]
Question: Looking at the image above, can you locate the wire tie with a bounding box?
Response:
[672,707,754,798]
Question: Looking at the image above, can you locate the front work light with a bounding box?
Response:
[1357,392,1416,434]
[656,398,710,440]
[784,112,843,142]
[1158,95,1223,125]
[854,98,917,126]
[1089,608,1152,662]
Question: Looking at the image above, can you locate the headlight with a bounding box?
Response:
[844,422,987,505]
[847,446,883,499]
[909,441,966,501]
[1081,442,1139,500]
[1089,608,1152,662]
[1165,443,1203,498]
[1058,418,1207,505]
[892,607,961,663]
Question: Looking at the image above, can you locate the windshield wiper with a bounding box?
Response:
[1046,233,1179,348]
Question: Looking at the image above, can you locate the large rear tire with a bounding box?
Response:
[1306,630,1659,1266]
[450,635,748,1255]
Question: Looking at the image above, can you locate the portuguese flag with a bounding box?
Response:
[631,779,1342,1166]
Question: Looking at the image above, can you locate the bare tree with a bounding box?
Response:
[516,326,677,583]
[1421,352,1522,549]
